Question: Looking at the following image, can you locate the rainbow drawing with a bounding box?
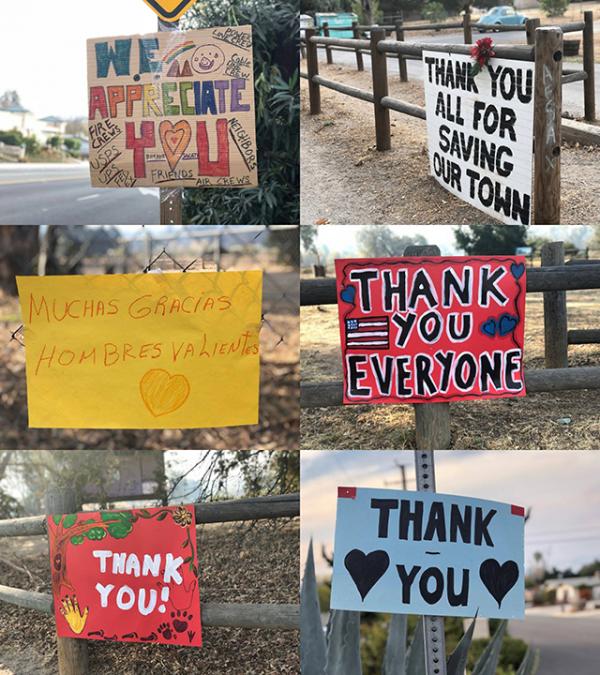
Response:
[163,41,196,64]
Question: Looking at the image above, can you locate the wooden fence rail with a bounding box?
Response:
[0,493,300,675]
[300,250,600,449]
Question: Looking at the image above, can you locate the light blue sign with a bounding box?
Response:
[331,488,525,619]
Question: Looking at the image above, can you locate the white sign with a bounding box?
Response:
[331,488,525,619]
[423,51,535,225]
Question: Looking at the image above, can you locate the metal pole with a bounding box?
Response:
[414,450,446,675]
[158,18,183,225]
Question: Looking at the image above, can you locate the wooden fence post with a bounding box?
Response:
[406,245,452,450]
[542,241,568,368]
[583,10,596,122]
[158,18,183,225]
[534,27,562,224]
[395,20,408,82]
[45,487,89,675]
[370,27,391,151]
[305,28,321,115]
[323,22,333,64]
[526,18,541,46]
[463,5,473,44]
[352,21,364,71]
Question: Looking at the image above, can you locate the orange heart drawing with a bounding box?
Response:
[159,121,192,171]
[140,369,191,417]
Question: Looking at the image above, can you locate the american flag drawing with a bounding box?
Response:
[344,316,390,349]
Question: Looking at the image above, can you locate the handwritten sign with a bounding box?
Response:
[335,256,526,405]
[142,0,196,22]
[48,505,202,645]
[423,52,534,225]
[16,271,262,429]
[87,26,257,188]
[331,488,525,619]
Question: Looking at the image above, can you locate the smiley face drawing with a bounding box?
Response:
[191,44,226,74]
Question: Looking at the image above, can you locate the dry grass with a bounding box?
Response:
[300,66,600,226]
[0,520,299,675]
[301,289,600,450]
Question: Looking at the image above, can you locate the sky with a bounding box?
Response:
[308,225,596,259]
[0,1,157,119]
[301,450,600,578]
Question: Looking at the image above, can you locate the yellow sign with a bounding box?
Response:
[17,271,262,429]
[142,0,196,22]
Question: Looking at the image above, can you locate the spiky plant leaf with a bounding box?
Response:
[325,610,362,675]
[472,620,507,675]
[382,614,408,675]
[446,614,477,675]
[301,540,327,675]
[516,647,539,675]
[405,618,427,675]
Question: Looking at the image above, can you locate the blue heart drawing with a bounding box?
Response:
[480,318,497,337]
[510,262,525,280]
[498,313,519,336]
[340,285,356,305]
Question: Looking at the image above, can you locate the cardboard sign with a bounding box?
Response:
[142,0,196,22]
[16,271,262,429]
[335,256,526,405]
[87,26,257,188]
[48,505,202,646]
[331,488,525,619]
[423,52,534,225]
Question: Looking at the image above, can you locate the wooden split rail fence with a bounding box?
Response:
[0,492,300,675]
[299,244,600,450]
[301,19,599,224]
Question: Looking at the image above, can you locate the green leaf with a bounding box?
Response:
[100,512,121,522]
[472,620,507,675]
[157,512,168,521]
[62,514,77,529]
[324,610,361,675]
[405,618,426,675]
[52,515,62,526]
[382,614,408,675]
[85,527,107,541]
[516,647,539,675]
[107,521,133,539]
[447,614,477,675]
[70,535,85,545]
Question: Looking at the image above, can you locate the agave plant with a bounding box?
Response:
[301,542,539,675]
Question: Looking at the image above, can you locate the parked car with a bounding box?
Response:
[476,6,528,32]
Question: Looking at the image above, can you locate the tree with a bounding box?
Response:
[63,137,81,157]
[47,136,61,149]
[301,225,318,254]
[423,1,447,22]
[0,129,25,147]
[0,90,21,109]
[0,226,39,294]
[540,0,569,17]
[357,225,426,257]
[454,225,528,255]
[23,135,40,155]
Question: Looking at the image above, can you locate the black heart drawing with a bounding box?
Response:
[344,549,390,601]
[479,559,519,608]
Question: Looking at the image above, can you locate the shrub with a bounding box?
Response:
[423,1,447,22]
[182,0,299,225]
[0,129,25,146]
[23,136,41,155]
[540,0,569,17]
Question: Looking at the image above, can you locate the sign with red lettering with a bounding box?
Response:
[335,256,526,404]
[48,505,202,646]
[87,26,257,188]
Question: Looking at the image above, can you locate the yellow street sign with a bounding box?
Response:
[142,0,196,22]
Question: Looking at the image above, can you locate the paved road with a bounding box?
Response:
[318,28,600,117]
[0,163,160,225]
[510,611,600,674]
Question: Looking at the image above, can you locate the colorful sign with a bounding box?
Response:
[335,256,526,405]
[87,27,257,188]
[142,0,197,22]
[423,52,534,225]
[48,505,202,645]
[17,271,262,429]
[331,488,525,619]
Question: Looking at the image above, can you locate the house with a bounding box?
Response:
[0,102,39,139]
[544,573,600,608]
[38,115,67,142]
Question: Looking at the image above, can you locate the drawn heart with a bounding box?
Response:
[344,549,390,601]
[510,262,525,280]
[340,285,356,305]
[498,313,519,337]
[479,559,519,608]
[159,121,192,171]
[140,369,191,417]
[480,318,497,337]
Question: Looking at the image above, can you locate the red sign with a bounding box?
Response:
[335,256,526,404]
[48,505,202,646]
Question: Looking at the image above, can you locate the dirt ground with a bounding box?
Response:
[300,66,600,226]
[0,260,299,451]
[0,520,299,675]
[301,289,600,450]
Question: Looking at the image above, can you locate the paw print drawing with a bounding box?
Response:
[158,622,175,640]
[172,609,193,633]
